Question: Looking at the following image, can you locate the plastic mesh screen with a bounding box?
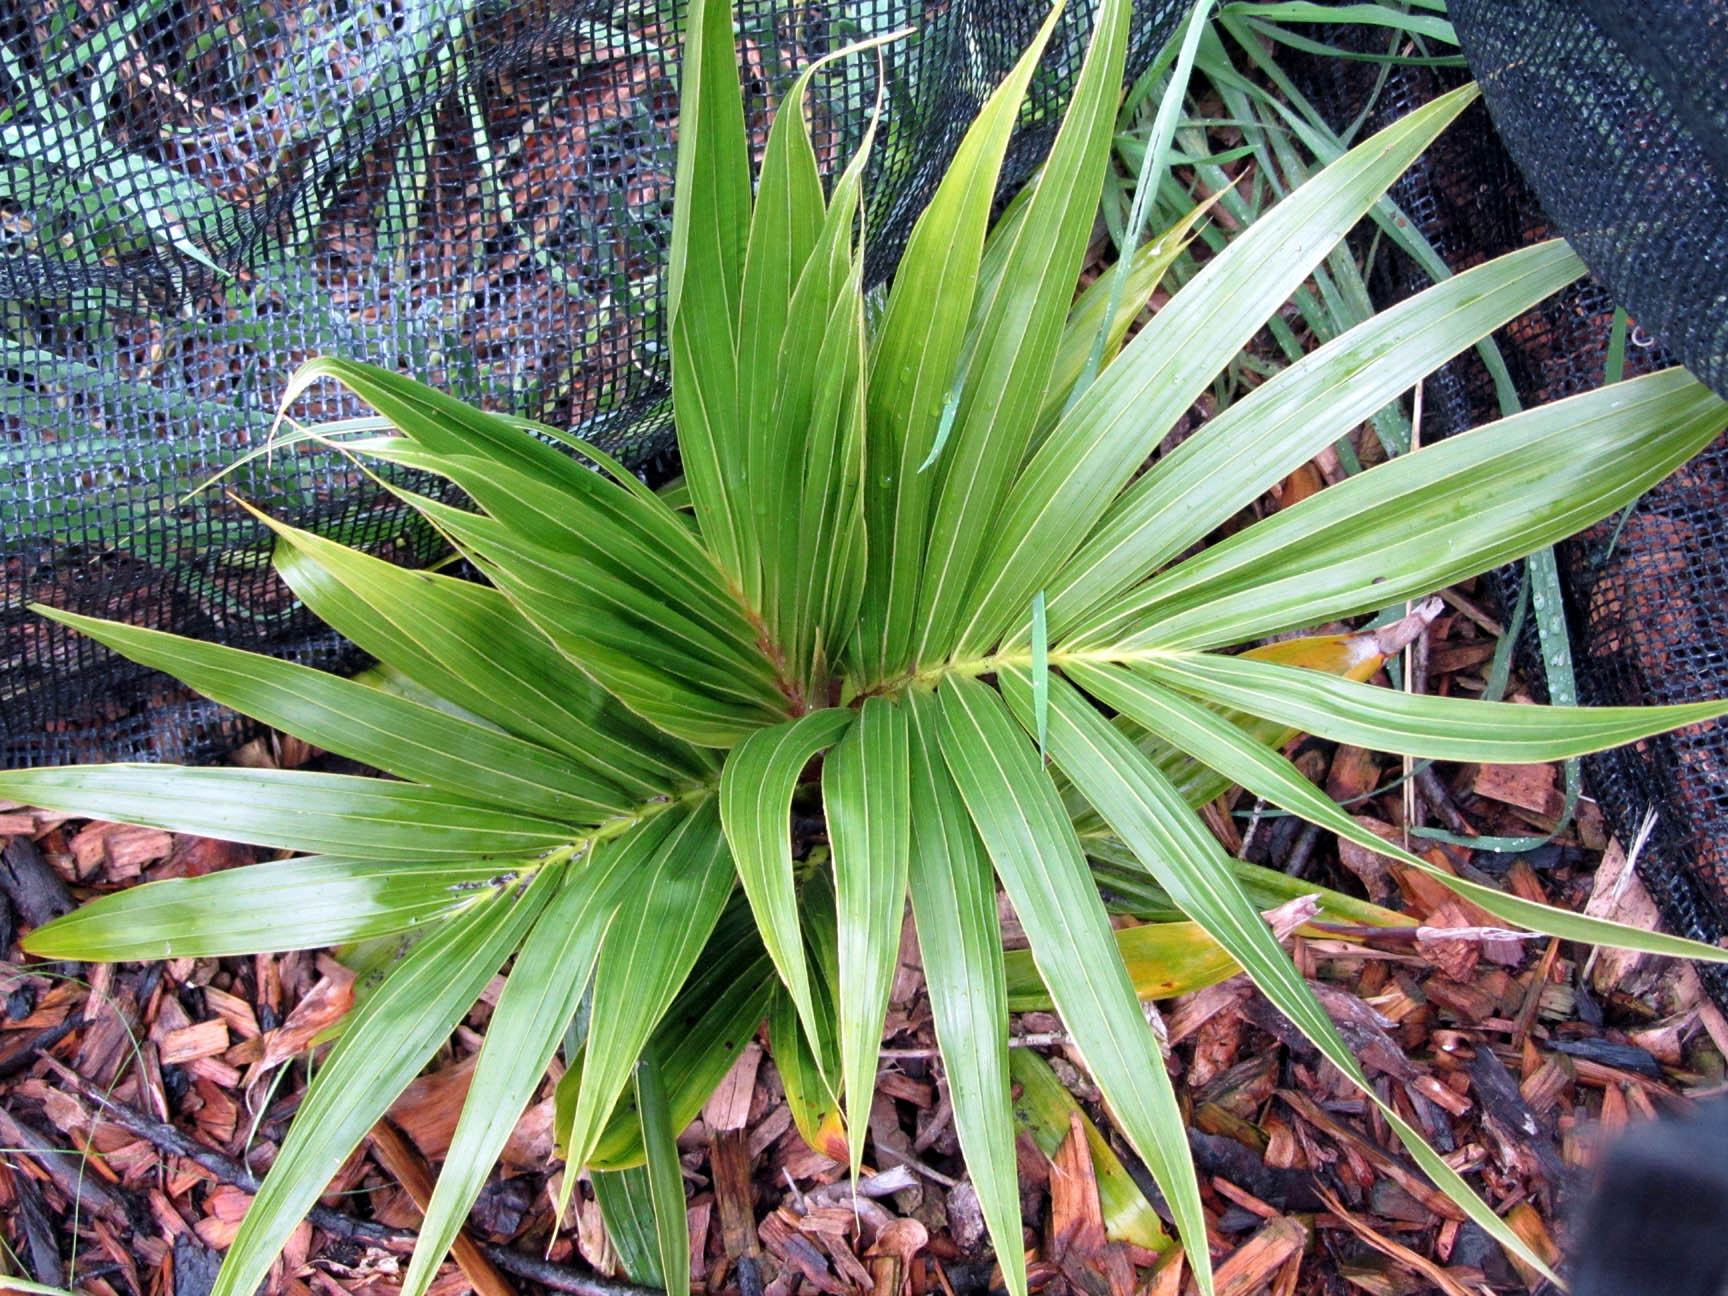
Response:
[1295,11,1728,1000]
[0,0,1184,767]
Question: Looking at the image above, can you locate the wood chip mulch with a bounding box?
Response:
[4,598,1727,1296]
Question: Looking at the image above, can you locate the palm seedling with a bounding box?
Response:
[8,1,1728,1293]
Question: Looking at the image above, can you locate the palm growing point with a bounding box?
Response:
[7,0,1728,1293]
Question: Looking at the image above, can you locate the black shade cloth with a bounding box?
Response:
[0,0,1182,766]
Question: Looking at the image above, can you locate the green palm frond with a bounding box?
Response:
[7,1,1728,1294]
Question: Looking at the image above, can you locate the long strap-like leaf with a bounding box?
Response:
[267,512,711,793]
[1085,367,1728,651]
[905,692,1024,1296]
[720,708,857,1051]
[0,764,572,860]
[23,857,529,961]
[961,85,1481,661]
[1026,239,1586,645]
[210,871,557,1296]
[1006,668,1561,1286]
[563,798,735,1176]
[823,696,911,1178]
[857,0,1068,680]
[936,676,1214,1296]
[38,606,632,825]
[1081,659,1728,963]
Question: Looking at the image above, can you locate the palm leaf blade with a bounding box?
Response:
[823,696,911,1176]
[37,607,633,824]
[719,709,856,1053]
[935,677,1212,1295]
[210,872,556,1296]
[0,765,571,860]
[22,858,525,960]
[905,692,1024,1296]
[1011,668,1560,1285]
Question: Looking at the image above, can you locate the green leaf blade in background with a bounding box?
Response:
[582,897,777,1170]
[591,1166,664,1287]
[936,676,1213,1296]
[637,1050,691,1296]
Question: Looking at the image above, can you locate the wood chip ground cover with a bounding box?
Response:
[2,590,1722,1296]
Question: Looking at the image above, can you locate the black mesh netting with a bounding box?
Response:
[1293,5,1728,1002]
[0,0,1183,767]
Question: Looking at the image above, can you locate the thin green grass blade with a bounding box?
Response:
[935,677,1212,1295]
[38,607,632,825]
[915,0,1130,666]
[904,693,1024,1296]
[822,696,911,1178]
[0,766,571,861]
[1091,368,1728,651]
[22,858,530,960]
[209,871,556,1296]
[719,709,856,1053]
[1036,239,1586,640]
[955,85,1480,660]
[1034,195,1215,445]
[858,0,1067,679]
[563,799,734,1176]
[1007,669,1561,1285]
